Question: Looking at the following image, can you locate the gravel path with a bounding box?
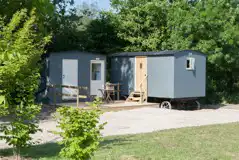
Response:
[1,107,239,149]
[101,108,239,136]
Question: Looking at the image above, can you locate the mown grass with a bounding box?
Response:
[1,123,239,160]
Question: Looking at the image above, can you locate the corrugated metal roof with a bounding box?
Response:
[110,50,205,57]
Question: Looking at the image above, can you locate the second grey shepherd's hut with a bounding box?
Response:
[110,50,206,102]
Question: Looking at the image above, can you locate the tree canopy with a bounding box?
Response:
[166,0,239,103]
[107,0,239,103]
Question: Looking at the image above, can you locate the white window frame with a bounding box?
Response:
[90,60,103,82]
[186,57,195,70]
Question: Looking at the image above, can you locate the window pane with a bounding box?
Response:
[140,63,143,69]
[186,59,190,69]
[92,63,101,80]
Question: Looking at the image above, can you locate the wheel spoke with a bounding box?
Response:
[160,101,172,110]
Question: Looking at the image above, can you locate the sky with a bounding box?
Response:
[74,0,111,10]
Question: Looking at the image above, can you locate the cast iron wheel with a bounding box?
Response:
[160,101,172,109]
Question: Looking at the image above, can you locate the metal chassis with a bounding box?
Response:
[159,97,201,110]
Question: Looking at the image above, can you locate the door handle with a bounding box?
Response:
[63,75,65,79]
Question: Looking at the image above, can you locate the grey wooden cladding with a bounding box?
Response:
[110,50,206,99]
[110,57,135,95]
[147,56,175,98]
[47,51,106,103]
[173,52,206,98]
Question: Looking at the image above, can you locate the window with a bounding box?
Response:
[186,57,195,70]
[92,63,101,80]
[140,63,143,69]
[186,59,191,68]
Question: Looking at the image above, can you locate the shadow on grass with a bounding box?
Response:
[0,143,61,159]
[0,136,135,159]
[99,136,135,149]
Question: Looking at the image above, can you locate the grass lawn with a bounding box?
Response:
[1,123,239,160]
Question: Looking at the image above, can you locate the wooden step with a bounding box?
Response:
[132,92,144,95]
[126,91,145,102]
[134,91,144,93]
[127,97,141,102]
[131,97,141,101]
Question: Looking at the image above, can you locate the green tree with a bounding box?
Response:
[0,9,51,158]
[48,0,79,51]
[0,0,55,34]
[0,0,78,51]
[110,0,168,51]
[109,0,239,103]
[56,2,125,54]
[166,0,239,103]
[111,0,153,11]
[77,11,125,54]
[0,0,33,20]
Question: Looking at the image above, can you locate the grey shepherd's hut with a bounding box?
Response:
[46,51,106,103]
[110,50,206,103]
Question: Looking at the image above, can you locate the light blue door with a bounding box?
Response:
[62,59,78,100]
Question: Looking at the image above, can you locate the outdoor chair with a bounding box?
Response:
[98,83,115,103]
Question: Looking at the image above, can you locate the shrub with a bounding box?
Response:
[54,98,106,160]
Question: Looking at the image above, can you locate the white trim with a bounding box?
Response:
[186,57,195,70]
[90,60,105,96]
[90,60,104,81]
